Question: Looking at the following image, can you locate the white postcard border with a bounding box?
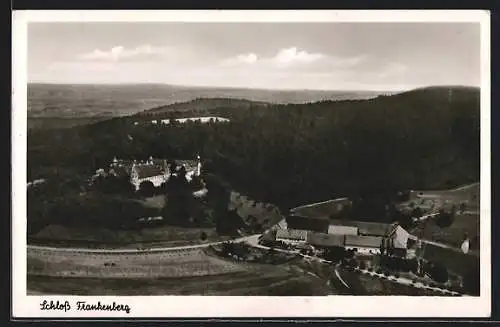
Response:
[12,10,491,318]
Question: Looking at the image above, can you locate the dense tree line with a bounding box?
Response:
[27,183,160,235]
[28,87,480,224]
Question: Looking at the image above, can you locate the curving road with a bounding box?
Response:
[28,234,261,254]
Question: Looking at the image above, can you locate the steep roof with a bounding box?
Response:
[345,235,383,248]
[307,232,345,247]
[329,219,392,236]
[328,225,358,235]
[135,165,165,179]
[390,225,411,249]
[175,160,198,170]
[276,228,309,241]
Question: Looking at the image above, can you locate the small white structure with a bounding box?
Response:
[137,216,163,223]
[160,116,230,125]
[461,238,470,254]
[193,188,208,198]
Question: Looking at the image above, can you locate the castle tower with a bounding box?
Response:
[130,160,138,187]
[163,160,169,178]
[196,154,202,176]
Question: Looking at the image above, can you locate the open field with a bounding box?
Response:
[409,182,479,203]
[421,243,479,278]
[411,212,480,249]
[409,183,480,249]
[27,247,247,279]
[31,224,221,249]
[404,183,480,212]
[140,195,167,209]
[290,198,351,218]
[28,117,108,130]
[27,251,332,295]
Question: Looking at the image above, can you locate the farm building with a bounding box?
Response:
[328,219,393,237]
[388,225,415,249]
[344,235,383,254]
[306,232,345,248]
[380,224,418,258]
[328,224,358,236]
[275,229,309,243]
[285,215,330,233]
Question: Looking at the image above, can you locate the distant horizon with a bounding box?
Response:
[27,81,480,94]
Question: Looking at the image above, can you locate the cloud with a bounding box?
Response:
[236,53,258,64]
[77,45,173,61]
[221,52,259,66]
[221,47,364,72]
[273,47,325,64]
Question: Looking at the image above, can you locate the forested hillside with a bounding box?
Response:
[28,86,480,213]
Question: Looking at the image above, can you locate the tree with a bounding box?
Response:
[162,168,193,226]
[189,175,204,191]
[139,181,156,197]
[325,247,347,262]
[462,260,480,295]
[435,209,454,228]
[426,262,449,283]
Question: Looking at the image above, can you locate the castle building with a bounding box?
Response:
[128,155,202,192]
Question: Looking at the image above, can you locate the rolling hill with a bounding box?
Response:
[28,83,383,119]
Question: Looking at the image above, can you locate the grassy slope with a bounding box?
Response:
[27,262,332,296]
[337,267,447,296]
[410,182,480,248]
[31,224,220,249]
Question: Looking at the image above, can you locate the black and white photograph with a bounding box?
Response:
[12,10,491,318]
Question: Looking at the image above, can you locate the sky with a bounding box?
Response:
[27,22,481,91]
